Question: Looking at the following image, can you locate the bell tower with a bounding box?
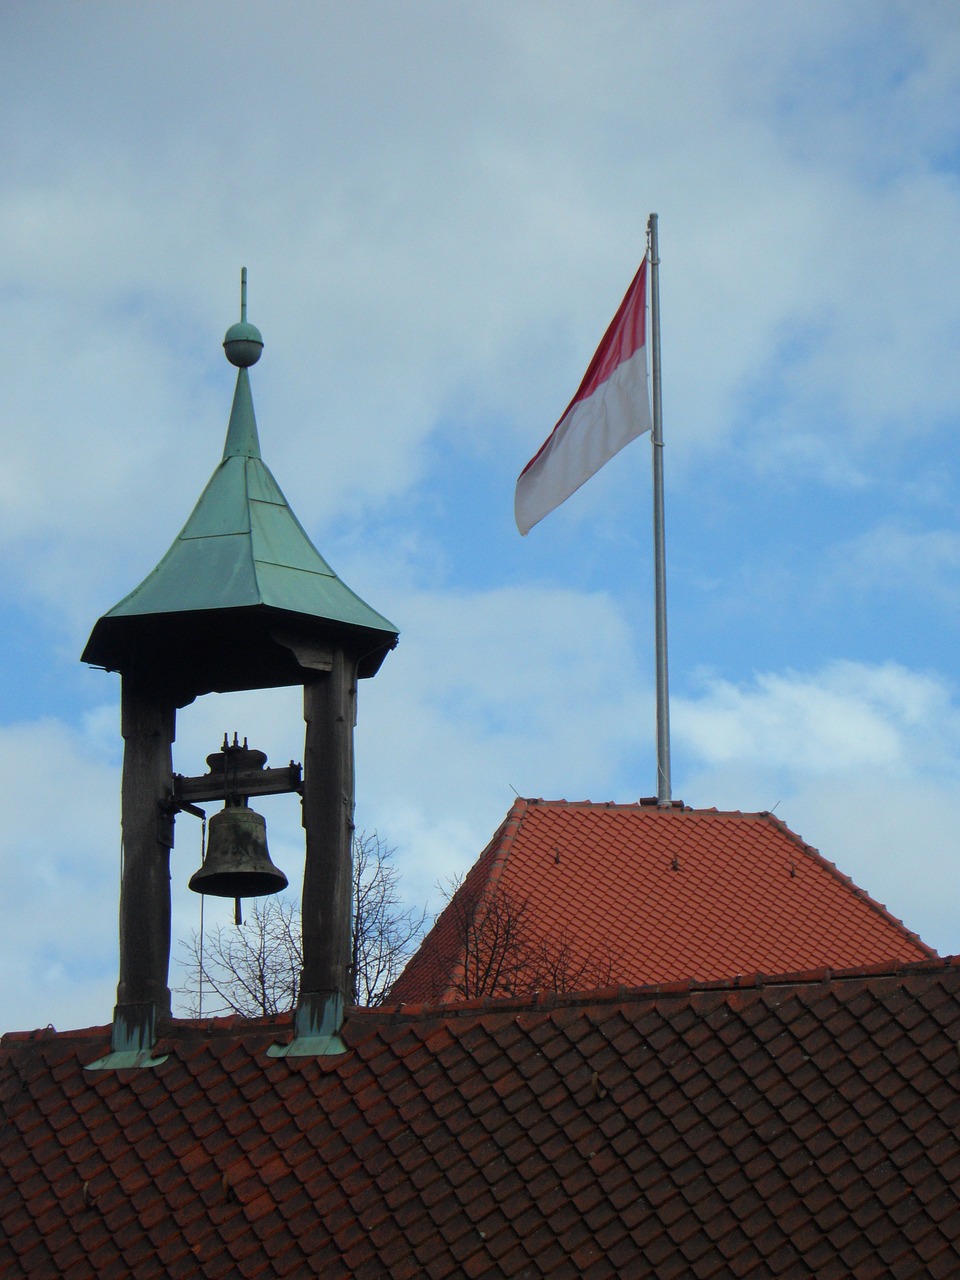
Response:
[82,272,398,1064]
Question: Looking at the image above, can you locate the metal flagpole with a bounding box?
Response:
[647,213,672,805]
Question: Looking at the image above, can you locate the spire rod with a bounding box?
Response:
[223,270,263,371]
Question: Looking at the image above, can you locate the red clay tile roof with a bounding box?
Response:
[392,799,935,1004]
[3,957,960,1277]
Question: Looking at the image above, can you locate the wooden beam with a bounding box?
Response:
[113,677,175,1051]
[173,762,301,805]
[299,648,356,1017]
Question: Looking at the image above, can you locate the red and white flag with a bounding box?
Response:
[515,257,653,535]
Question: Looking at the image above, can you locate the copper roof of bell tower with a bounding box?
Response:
[81,272,398,703]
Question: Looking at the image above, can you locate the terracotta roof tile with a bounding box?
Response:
[393,800,935,1005]
[6,959,960,1275]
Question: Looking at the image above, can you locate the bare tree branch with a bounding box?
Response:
[175,831,425,1016]
[177,896,302,1018]
[352,831,427,1006]
[438,876,622,1001]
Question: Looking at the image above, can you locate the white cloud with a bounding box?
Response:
[4,3,960,1031]
[2,1,959,619]
[832,525,960,607]
[0,719,119,1032]
[673,658,960,955]
[350,582,652,905]
[675,660,957,773]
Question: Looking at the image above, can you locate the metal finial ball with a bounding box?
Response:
[223,320,264,368]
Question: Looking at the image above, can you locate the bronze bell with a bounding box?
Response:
[188,802,289,899]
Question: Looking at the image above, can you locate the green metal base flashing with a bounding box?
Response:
[85,1048,169,1071]
[85,1003,168,1071]
[268,991,347,1058]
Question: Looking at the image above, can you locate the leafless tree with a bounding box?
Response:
[177,895,302,1018]
[352,831,428,1006]
[440,876,621,1000]
[527,928,619,993]
[443,879,532,999]
[176,831,425,1016]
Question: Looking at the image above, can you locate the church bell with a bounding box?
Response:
[188,800,289,899]
[181,735,296,902]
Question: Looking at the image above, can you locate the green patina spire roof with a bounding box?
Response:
[82,271,398,701]
[222,368,261,459]
[220,270,264,460]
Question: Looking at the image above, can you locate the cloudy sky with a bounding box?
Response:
[3,2,960,1033]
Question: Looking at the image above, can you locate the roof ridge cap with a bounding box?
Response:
[15,956,960,1045]
[1,1023,112,1045]
[372,955,960,1023]
[486,797,528,889]
[521,797,689,811]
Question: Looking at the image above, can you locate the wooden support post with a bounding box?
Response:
[296,647,356,1044]
[113,677,175,1053]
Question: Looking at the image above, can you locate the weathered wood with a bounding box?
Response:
[300,648,356,1009]
[114,677,175,1048]
[272,632,334,673]
[174,762,301,805]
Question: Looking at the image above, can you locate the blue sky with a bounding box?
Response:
[3,2,960,1032]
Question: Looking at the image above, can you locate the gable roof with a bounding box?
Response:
[392,799,935,1004]
[3,957,960,1277]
